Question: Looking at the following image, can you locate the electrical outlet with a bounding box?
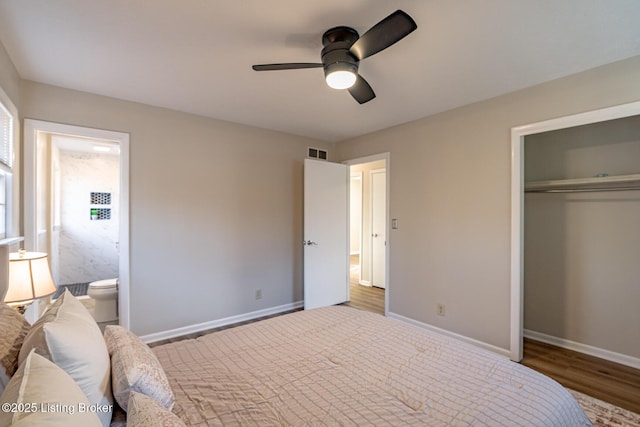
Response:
[437,303,445,316]
[255,289,262,300]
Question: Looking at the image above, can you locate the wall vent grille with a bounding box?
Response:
[307,147,327,160]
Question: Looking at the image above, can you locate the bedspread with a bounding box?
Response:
[153,306,591,426]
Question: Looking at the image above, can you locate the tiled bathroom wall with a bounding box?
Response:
[57,150,119,285]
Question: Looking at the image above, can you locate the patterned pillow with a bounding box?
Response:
[18,290,113,427]
[0,303,30,394]
[0,350,102,427]
[127,391,186,427]
[104,325,174,411]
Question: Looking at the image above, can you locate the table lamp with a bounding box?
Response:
[3,250,57,314]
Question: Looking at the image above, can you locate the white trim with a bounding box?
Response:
[510,132,524,362]
[510,100,640,362]
[0,237,22,246]
[343,153,388,166]
[524,329,640,370]
[349,171,363,276]
[343,152,390,316]
[0,85,18,240]
[140,301,304,344]
[23,119,131,329]
[388,311,511,359]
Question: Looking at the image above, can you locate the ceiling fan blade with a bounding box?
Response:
[350,10,417,60]
[348,74,376,104]
[252,63,323,71]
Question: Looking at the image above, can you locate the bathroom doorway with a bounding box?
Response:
[50,135,120,292]
[23,120,130,327]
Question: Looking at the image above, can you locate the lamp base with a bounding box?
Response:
[7,301,33,315]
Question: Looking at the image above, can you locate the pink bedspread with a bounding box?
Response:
[153,306,591,426]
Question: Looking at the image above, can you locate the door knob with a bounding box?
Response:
[372,233,379,237]
[303,240,318,246]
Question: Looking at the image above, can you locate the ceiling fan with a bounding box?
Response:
[252,10,417,104]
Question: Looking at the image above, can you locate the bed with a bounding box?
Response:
[0,293,591,426]
[152,305,591,426]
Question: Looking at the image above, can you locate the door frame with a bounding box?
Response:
[23,119,131,328]
[350,171,363,283]
[509,100,640,362]
[344,152,390,315]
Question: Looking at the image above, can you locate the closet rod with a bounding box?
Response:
[524,173,640,193]
[525,186,640,193]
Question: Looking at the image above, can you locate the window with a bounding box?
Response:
[0,99,12,168]
[0,85,17,240]
[0,173,5,238]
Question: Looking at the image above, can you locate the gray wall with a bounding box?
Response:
[524,117,640,358]
[0,42,20,109]
[15,80,332,336]
[3,37,640,351]
[335,55,640,351]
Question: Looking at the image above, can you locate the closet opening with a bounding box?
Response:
[510,101,640,366]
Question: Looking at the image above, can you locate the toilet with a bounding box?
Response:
[87,278,118,323]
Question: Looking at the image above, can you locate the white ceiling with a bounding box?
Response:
[51,134,120,155]
[1,1,639,142]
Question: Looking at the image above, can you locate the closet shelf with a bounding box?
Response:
[525,173,640,193]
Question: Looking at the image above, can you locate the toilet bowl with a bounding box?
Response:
[87,278,118,323]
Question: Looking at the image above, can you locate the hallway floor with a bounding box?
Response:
[344,254,385,315]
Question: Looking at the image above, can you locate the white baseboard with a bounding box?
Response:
[388,312,511,359]
[524,329,640,370]
[140,301,304,344]
[359,280,371,286]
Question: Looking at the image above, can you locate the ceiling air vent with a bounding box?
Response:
[307,147,327,161]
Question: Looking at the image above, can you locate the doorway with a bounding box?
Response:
[23,120,130,327]
[346,153,389,315]
[50,135,120,292]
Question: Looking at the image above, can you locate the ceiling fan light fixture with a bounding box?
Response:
[324,62,357,90]
[326,70,356,89]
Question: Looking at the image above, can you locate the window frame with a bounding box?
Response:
[0,85,18,240]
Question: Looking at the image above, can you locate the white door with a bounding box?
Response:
[304,159,348,310]
[371,169,386,288]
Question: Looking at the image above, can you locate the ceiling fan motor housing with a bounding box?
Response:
[321,26,360,77]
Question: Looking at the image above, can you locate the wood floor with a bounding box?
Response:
[344,255,385,315]
[345,255,640,414]
[521,338,640,414]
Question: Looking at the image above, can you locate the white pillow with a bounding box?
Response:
[18,290,113,427]
[104,325,174,411]
[127,392,186,427]
[0,350,102,426]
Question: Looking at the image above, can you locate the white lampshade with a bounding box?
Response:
[4,251,57,306]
